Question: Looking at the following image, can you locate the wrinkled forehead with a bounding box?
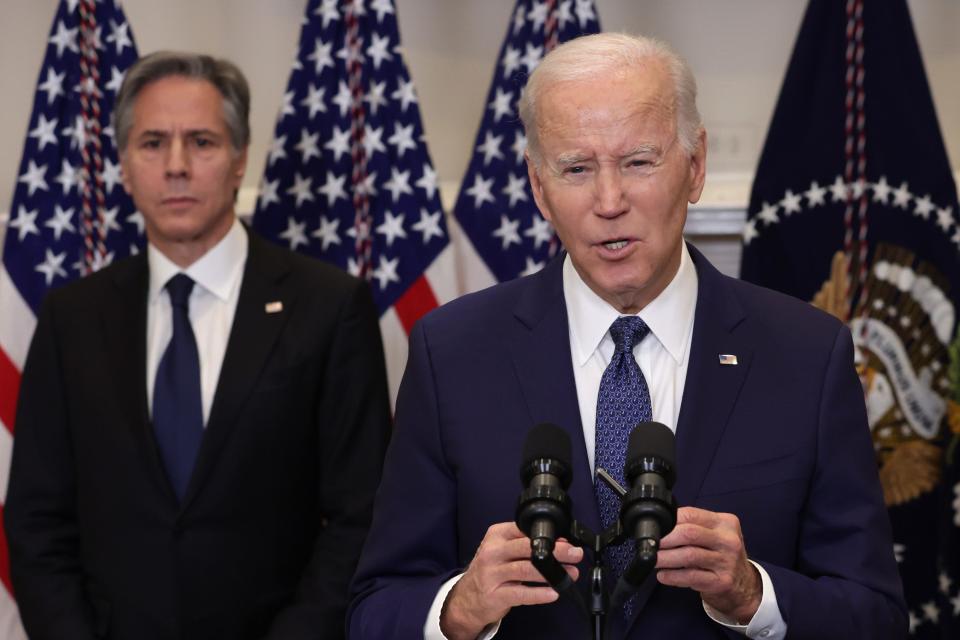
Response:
[536,65,677,152]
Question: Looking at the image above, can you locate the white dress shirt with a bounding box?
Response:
[146,218,248,425]
[425,245,786,640]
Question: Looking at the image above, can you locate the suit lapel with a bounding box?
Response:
[180,233,294,510]
[623,245,753,634]
[509,256,601,534]
[672,246,752,507]
[101,255,174,500]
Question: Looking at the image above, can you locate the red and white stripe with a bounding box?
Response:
[379,244,460,404]
[0,263,32,638]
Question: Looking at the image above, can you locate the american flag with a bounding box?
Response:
[0,0,140,635]
[251,0,457,404]
[451,0,600,293]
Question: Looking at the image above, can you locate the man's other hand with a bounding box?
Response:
[439,522,583,640]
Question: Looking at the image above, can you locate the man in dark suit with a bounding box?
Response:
[348,33,906,639]
[4,51,391,639]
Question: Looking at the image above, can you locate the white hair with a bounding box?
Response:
[518,32,703,164]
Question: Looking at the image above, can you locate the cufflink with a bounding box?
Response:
[265,301,283,314]
[718,354,738,365]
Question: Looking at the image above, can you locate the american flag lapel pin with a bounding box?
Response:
[718,354,738,366]
[265,301,283,314]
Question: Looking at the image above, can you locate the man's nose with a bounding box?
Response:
[594,167,628,218]
[165,139,189,177]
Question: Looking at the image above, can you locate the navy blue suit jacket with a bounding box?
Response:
[348,245,906,639]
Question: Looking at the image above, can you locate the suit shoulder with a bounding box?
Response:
[40,254,144,311]
[724,273,846,338]
[417,272,532,334]
[251,232,366,297]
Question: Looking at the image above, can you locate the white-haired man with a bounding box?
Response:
[348,33,906,640]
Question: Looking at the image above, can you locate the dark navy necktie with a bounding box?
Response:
[595,315,652,619]
[152,273,204,502]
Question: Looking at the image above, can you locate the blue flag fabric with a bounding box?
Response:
[250,0,450,317]
[452,0,599,283]
[740,1,960,636]
[2,0,142,315]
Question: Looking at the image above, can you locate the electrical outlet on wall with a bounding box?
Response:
[706,123,759,172]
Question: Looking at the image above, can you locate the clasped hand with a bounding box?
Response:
[440,507,761,638]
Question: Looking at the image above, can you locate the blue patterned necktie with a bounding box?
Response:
[595,315,652,618]
[152,273,204,502]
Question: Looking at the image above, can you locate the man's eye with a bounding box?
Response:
[565,166,586,175]
[194,137,212,148]
[142,139,161,149]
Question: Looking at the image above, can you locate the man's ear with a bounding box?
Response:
[120,151,133,196]
[687,128,707,205]
[232,145,249,187]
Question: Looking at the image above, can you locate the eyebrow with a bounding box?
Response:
[622,143,662,156]
[555,152,591,167]
[554,143,663,166]
[137,128,222,139]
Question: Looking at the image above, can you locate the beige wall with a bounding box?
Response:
[2,0,958,221]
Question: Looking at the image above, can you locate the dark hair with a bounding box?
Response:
[113,50,250,152]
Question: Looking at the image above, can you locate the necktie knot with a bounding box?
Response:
[166,273,195,309]
[609,316,650,354]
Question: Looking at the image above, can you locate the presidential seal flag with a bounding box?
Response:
[740,1,960,635]
[451,0,600,293]
[0,0,141,635]
[251,0,457,404]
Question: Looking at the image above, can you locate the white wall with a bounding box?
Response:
[2,0,958,222]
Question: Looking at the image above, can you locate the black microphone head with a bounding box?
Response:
[520,423,573,488]
[625,422,676,487]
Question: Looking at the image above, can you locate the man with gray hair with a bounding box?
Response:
[348,33,905,639]
[5,51,391,639]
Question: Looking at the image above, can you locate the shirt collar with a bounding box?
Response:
[147,217,248,303]
[564,242,698,367]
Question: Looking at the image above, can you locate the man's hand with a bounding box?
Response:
[655,506,762,624]
[439,522,583,640]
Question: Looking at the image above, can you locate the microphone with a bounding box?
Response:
[515,423,573,553]
[613,422,678,602]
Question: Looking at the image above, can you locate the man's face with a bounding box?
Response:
[527,62,706,313]
[120,75,247,264]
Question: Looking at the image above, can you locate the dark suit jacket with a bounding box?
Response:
[347,245,906,639]
[5,229,392,640]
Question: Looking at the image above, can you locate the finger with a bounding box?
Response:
[485,521,527,541]
[492,558,582,586]
[475,529,537,565]
[661,518,743,551]
[491,535,583,564]
[553,540,585,564]
[675,506,723,528]
[656,567,720,591]
[655,545,726,571]
[494,583,561,608]
[659,522,714,550]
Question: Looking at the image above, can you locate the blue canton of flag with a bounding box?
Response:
[0,0,140,635]
[251,0,450,317]
[2,0,142,315]
[452,0,599,286]
[740,1,960,636]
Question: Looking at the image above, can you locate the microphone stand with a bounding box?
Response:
[523,468,665,640]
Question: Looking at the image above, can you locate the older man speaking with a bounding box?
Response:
[348,33,905,640]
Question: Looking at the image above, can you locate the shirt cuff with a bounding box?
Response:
[702,560,787,639]
[423,573,502,640]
